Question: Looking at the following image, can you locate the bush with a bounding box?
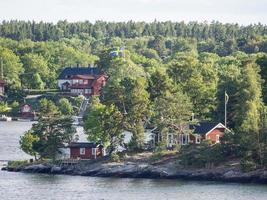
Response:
[110,152,120,162]
[180,142,226,168]
[8,160,28,168]
[240,158,257,172]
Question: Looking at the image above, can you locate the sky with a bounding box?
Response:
[0,0,266,25]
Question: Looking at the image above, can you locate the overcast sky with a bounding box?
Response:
[0,0,266,25]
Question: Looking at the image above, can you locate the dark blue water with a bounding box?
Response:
[0,122,267,200]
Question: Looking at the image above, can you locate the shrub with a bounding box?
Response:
[110,152,120,162]
[8,160,28,168]
[240,158,257,172]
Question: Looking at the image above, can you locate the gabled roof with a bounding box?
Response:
[58,67,100,79]
[68,142,102,148]
[71,75,97,80]
[190,122,226,135]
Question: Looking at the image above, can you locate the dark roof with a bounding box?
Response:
[68,142,102,148]
[58,67,100,79]
[190,122,222,135]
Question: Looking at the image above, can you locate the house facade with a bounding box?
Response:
[152,122,228,148]
[69,142,105,159]
[58,67,106,97]
[189,122,228,144]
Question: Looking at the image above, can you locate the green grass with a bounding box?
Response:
[8,160,29,168]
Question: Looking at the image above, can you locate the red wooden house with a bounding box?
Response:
[152,122,229,148]
[189,122,228,144]
[69,142,105,159]
[58,67,106,97]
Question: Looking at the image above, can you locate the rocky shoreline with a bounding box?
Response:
[2,158,267,184]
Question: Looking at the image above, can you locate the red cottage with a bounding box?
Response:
[153,122,229,148]
[69,142,105,160]
[190,122,229,144]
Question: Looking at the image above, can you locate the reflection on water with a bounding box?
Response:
[1,122,267,200]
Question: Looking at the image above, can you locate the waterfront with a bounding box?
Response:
[0,122,267,200]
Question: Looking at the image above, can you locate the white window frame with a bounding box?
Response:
[180,134,189,145]
[216,135,220,143]
[92,148,97,155]
[195,135,201,144]
[72,79,79,85]
[85,89,92,94]
[80,148,85,155]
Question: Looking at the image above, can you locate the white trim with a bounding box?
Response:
[179,134,189,145]
[216,135,220,143]
[195,135,201,144]
[205,123,230,138]
[80,148,85,155]
[92,148,97,159]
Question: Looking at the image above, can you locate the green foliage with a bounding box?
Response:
[8,160,28,168]
[0,47,23,88]
[180,143,226,168]
[20,99,76,160]
[110,152,120,162]
[240,158,257,172]
[84,97,124,154]
[153,90,193,141]
[0,101,10,113]
[10,101,20,115]
[1,20,267,168]
[58,98,74,115]
[19,130,39,158]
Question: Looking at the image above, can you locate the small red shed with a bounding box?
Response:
[190,122,229,144]
[20,104,35,119]
[69,142,105,159]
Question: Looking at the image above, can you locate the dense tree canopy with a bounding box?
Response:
[1,20,267,166]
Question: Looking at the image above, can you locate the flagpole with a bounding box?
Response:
[224,91,228,128]
[225,96,227,127]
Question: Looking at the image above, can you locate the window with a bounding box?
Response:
[80,148,85,155]
[72,79,79,85]
[168,134,172,144]
[216,135,220,143]
[85,89,92,94]
[79,79,83,84]
[180,134,189,145]
[196,135,201,144]
[84,80,88,84]
[92,148,97,155]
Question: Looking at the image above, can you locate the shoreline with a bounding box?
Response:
[2,158,267,184]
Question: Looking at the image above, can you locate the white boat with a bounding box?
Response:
[0,115,12,121]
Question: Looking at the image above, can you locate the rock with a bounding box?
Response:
[23,164,51,173]
[51,166,62,174]
[7,160,267,184]
[1,167,7,171]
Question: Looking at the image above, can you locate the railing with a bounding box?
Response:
[78,97,90,118]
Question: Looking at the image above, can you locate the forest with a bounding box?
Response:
[1,20,267,169]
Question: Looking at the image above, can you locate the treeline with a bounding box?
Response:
[1,20,267,55]
[1,20,267,41]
